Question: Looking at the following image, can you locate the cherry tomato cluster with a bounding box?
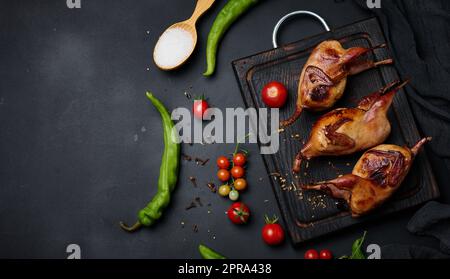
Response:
[216,152,248,201]
[304,249,333,260]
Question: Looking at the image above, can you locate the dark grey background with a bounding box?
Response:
[0,0,446,259]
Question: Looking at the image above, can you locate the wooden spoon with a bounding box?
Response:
[153,0,215,71]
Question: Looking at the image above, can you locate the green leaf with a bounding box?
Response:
[350,231,367,259]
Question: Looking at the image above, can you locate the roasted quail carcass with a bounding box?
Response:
[301,138,431,217]
[281,40,393,128]
[293,80,408,173]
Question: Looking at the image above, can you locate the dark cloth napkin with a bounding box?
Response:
[381,244,449,259]
[407,201,450,254]
[381,201,450,259]
[354,0,450,260]
[354,0,450,169]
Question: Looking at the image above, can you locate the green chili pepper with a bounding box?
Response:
[198,244,227,259]
[203,0,258,76]
[120,92,180,232]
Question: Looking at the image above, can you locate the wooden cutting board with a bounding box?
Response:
[232,17,439,245]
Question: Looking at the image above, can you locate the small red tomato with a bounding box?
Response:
[304,249,319,260]
[233,153,247,166]
[319,249,333,260]
[262,215,285,246]
[231,166,245,178]
[227,202,250,225]
[217,169,230,182]
[216,156,230,169]
[193,99,209,120]
[261,81,288,108]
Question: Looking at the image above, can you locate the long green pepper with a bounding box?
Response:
[198,244,227,259]
[204,0,258,76]
[120,92,180,232]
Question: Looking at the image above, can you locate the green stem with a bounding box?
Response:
[119,221,142,232]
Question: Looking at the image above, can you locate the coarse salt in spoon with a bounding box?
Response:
[153,0,215,71]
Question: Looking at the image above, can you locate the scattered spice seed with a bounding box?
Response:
[269,172,281,177]
[277,175,288,190]
[185,202,197,210]
[195,197,203,207]
[306,194,328,210]
[189,176,197,187]
[328,161,339,171]
[291,182,298,191]
[181,153,192,161]
[193,224,199,233]
[207,182,216,193]
[184,91,192,99]
[195,157,210,166]
[181,221,185,228]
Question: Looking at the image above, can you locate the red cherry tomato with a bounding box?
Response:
[262,217,285,246]
[233,153,247,166]
[216,156,230,169]
[227,202,250,225]
[231,166,245,179]
[304,249,319,260]
[319,249,333,260]
[193,99,209,120]
[261,81,288,108]
[217,169,230,182]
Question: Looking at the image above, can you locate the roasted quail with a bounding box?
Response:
[293,80,408,173]
[302,137,431,217]
[281,40,393,128]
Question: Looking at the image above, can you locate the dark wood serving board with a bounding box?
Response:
[232,17,439,245]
